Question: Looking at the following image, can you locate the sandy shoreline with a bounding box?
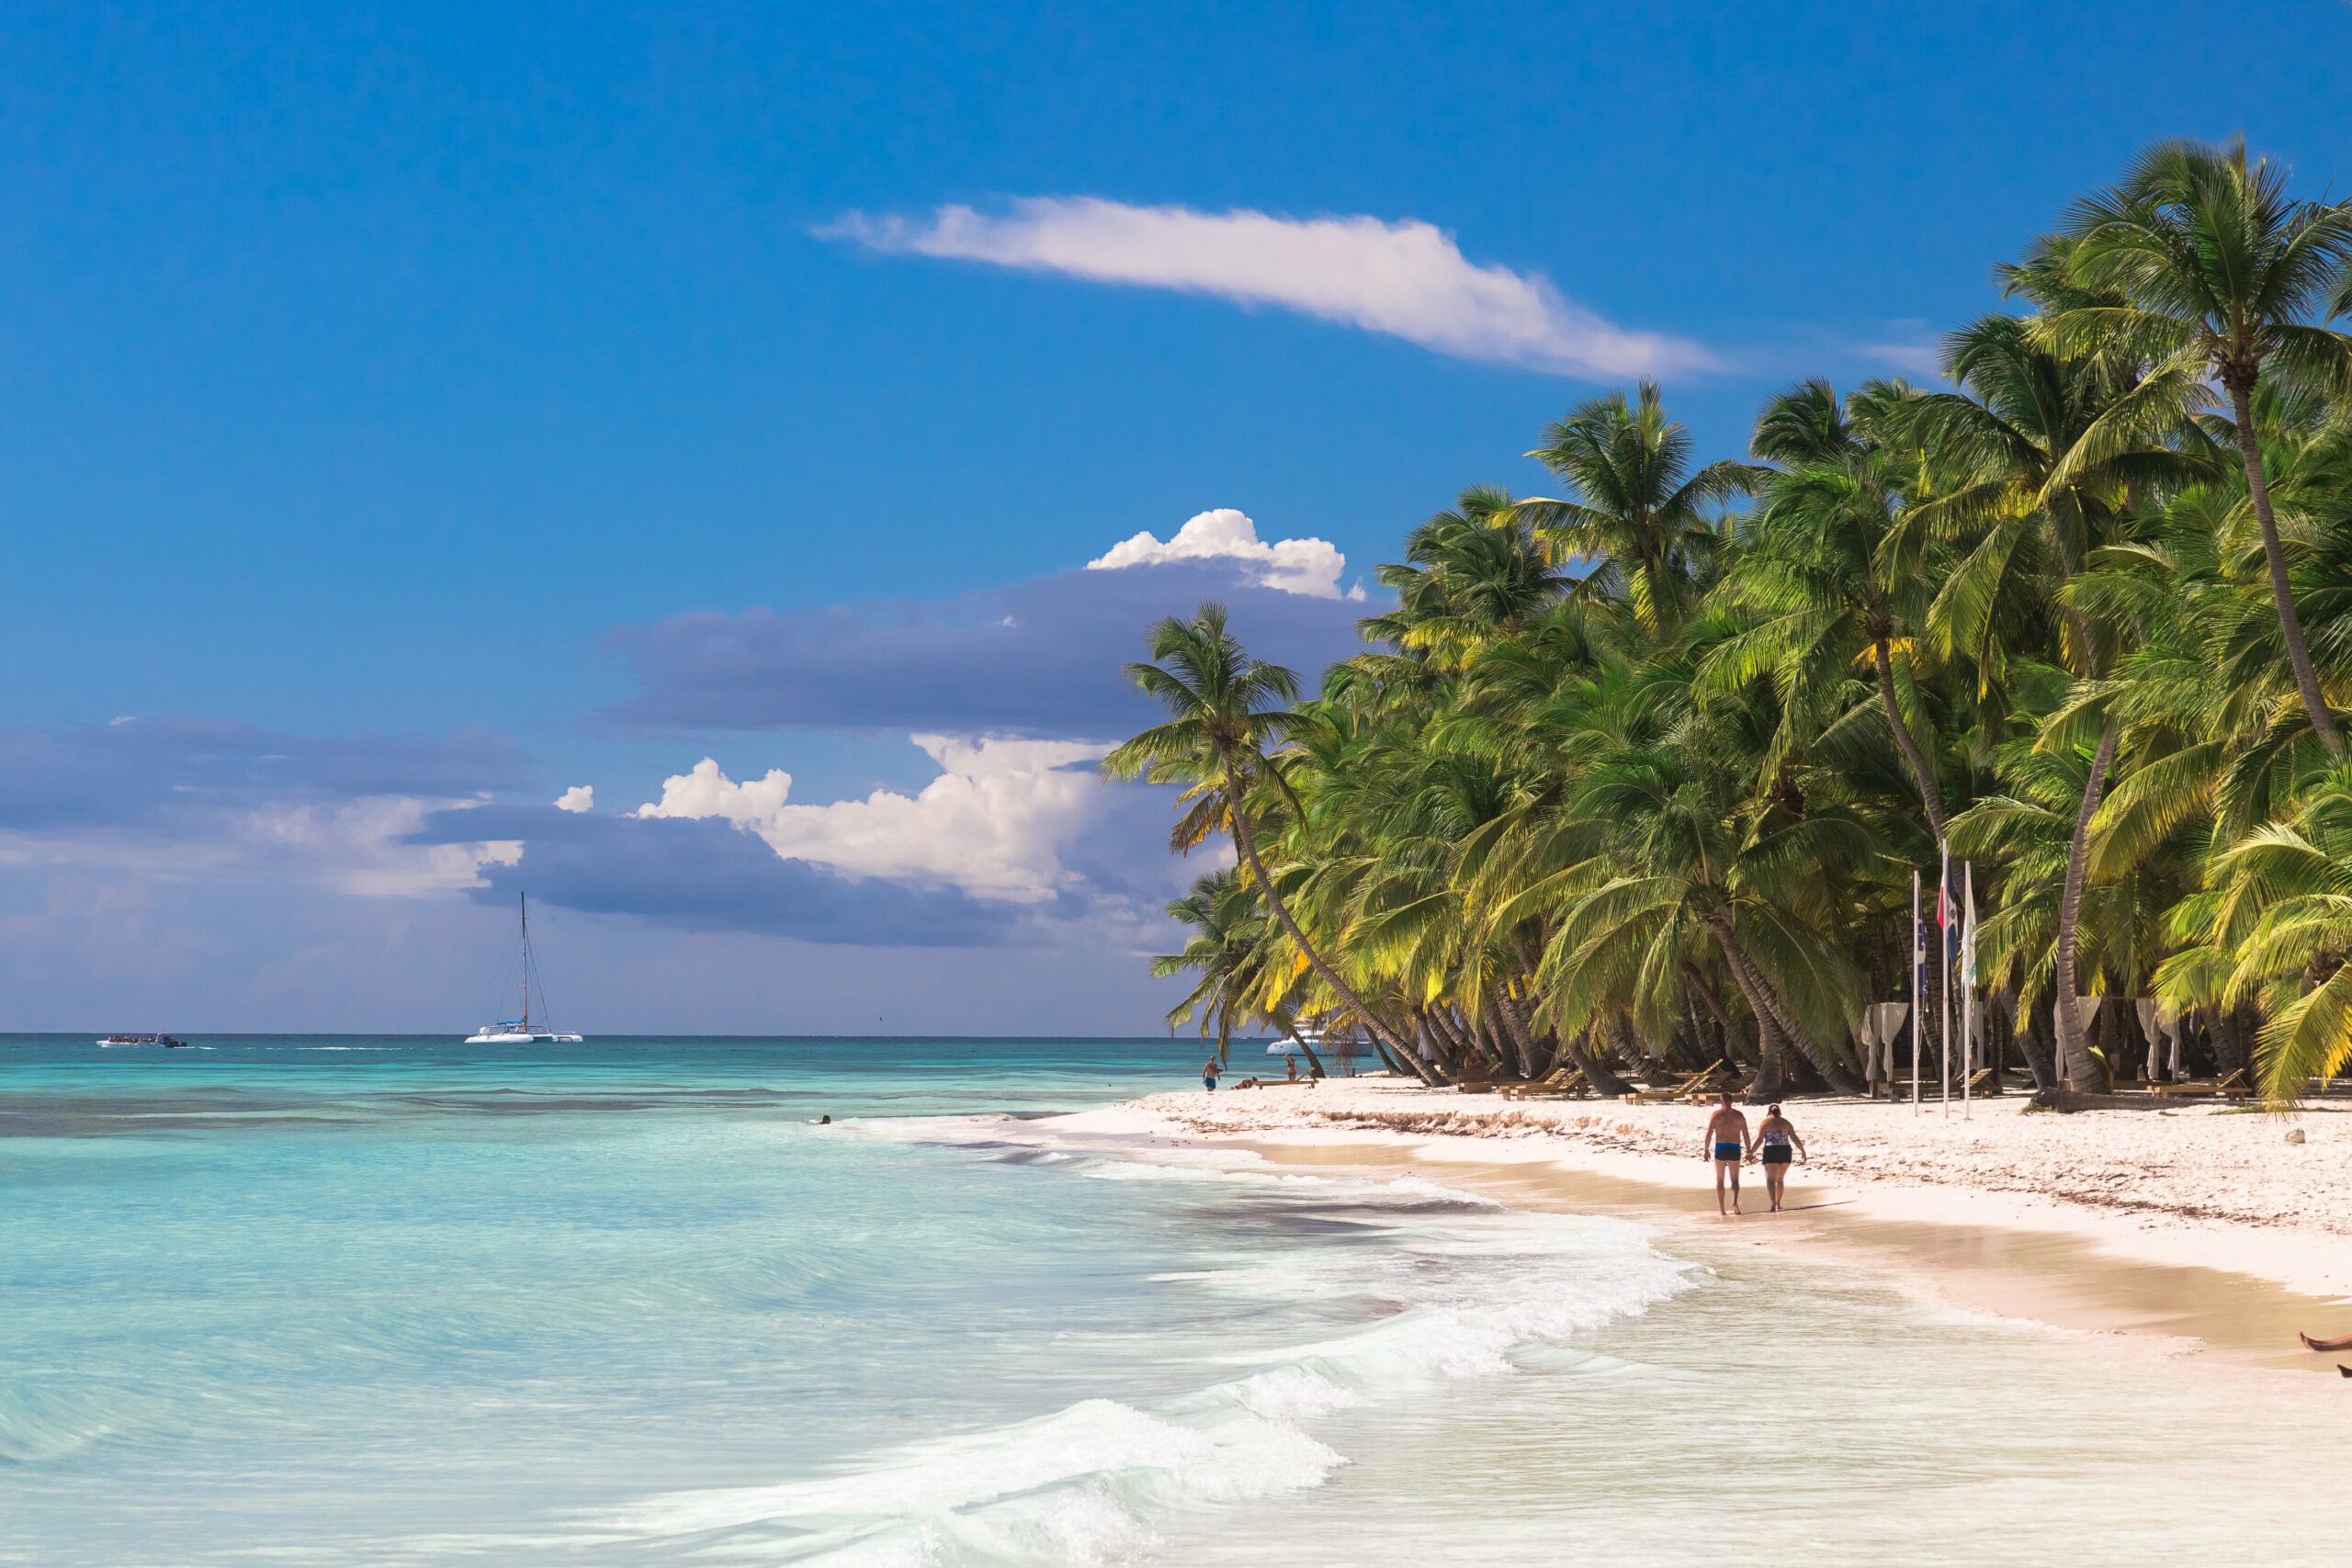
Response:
[1047,1076,2352,1375]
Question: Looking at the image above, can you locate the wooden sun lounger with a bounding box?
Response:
[2148,1068,2254,1100]
[1453,1077,1521,1094]
[1621,1065,1725,1104]
[1514,1068,1593,1100]
[1496,1066,1578,1099]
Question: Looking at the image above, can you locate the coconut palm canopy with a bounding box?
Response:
[1117,139,2352,1105]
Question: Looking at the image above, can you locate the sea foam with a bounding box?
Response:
[603,1152,1692,1566]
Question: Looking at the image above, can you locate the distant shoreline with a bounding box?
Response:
[1053,1077,2352,1375]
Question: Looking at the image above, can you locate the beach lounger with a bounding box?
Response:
[2147,1068,2250,1099]
[1497,1066,1580,1099]
[1512,1068,1592,1100]
[1623,1065,1724,1104]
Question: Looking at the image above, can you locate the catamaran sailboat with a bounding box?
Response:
[465,893,585,1043]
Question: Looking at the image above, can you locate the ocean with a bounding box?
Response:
[1,1034,2339,1566]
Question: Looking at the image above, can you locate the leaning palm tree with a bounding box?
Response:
[1104,603,1411,1062]
[2050,138,2352,750]
[1517,380,1755,635]
[1151,868,1327,1077]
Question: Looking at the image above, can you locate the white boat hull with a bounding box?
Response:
[465,1030,584,1044]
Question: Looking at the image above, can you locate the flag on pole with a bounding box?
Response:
[1939,840,1952,1111]
[1962,861,1977,1112]
[1961,863,1978,989]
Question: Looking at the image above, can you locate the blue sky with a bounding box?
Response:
[5,0,2349,1032]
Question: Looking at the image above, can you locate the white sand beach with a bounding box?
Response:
[1055,1076,2352,1372]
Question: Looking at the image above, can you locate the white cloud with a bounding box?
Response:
[1860,342,1943,378]
[820,197,1712,378]
[553,784,595,813]
[1088,508,1363,600]
[635,737,1106,903]
[0,795,519,898]
[243,798,522,897]
[1856,321,1946,379]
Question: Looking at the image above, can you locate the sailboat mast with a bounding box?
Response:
[519,892,530,1031]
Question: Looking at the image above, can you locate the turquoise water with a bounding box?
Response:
[3,1035,2343,1565]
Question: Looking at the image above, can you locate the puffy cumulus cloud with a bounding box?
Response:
[820,197,1713,378]
[604,551,1372,738]
[0,717,530,897]
[635,736,1104,903]
[1088,508,1362,601]
[402,733,1203,948]
[553,784,594,813]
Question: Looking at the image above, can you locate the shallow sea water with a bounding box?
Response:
[1,1035,2341,1565]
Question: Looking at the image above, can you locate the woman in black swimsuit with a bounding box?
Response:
[1753,1104,1806,1213]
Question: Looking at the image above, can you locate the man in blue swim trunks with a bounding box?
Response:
[1701,1093,1750,1216]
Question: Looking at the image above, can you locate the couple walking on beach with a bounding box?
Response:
[1702,1094,1805,1215]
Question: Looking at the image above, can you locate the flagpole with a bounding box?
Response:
[1962,860,1976,1121]
[1911,867,1922,1114]
[1940,839,1952,1117]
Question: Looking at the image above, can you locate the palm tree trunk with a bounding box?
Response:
[1874,637,1950,839]
[2229,379,2342,752]
[1221,751,1415,1061]
[2052,714,2119,1091]
[1681,962,1752,1069]
[1424,1007,1472,1067]
[1709,924,1865,1095]
[1491,993,1541,1078]
[2014,987,2056,1094]
[1394,1010,1445,1085]
[1558,1025,1630,1098]
[1609,1014,1668,1085]
[1274,1013,1327,1078]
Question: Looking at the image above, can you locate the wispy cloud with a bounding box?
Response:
[1855,321,1948,380]
[819,197,1713,378]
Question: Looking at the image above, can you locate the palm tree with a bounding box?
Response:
[1892,256,2210,1091]
[2201,761,2352,1099]
[1104,603,1412,1063]
[1716,379,1951,839]
[1517,380,1755,635]
[2051,138,2352,751]
[1150,868,1327,1077]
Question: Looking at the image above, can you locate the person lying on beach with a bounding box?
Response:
[1702,1093,1749,1216]
[2298,1330,2352,1352]
[1753,1104,1806,1213]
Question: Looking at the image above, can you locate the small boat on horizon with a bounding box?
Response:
[96,1033,190,1048]
[464,893,585,1044]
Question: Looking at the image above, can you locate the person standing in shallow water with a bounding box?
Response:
[1702,1093,1748,1216]
[1202,1056,1220,1092]
[1754,1103,1806,1213]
